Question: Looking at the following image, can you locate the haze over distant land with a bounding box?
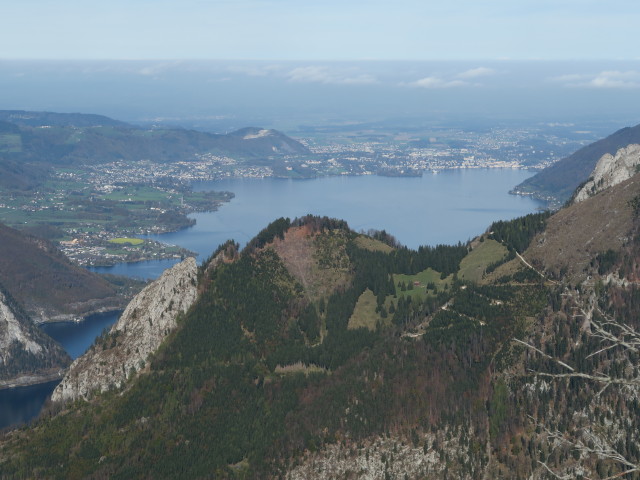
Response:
[1,60,639,132]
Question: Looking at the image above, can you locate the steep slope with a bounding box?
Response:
[0,284,70,388]
[513,122,640,204]
[1,209,639,479]
[525,173,639,281]
[0,218,498,478]
[574,143,640,202]
[0,222,124,322]
[490,178,640,480]
[52,257,197,402]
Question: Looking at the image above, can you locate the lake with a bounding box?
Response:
[40,311,122,360]
[0,380,61,431]
[0,311,121,431]
[92,169,543,278]
[4,169,541,430]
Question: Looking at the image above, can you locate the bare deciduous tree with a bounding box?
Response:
[515,287,640,479]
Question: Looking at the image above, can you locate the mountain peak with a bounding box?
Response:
[513,122,640,205]
[573,144,640,203]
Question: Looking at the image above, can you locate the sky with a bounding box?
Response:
[2,59,639,130]
[2,0,640,60]
[1,2,639,130]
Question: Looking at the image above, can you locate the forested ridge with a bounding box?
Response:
[1,205,639,479]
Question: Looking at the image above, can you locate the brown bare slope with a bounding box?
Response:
[0,223,123,322]
[524,173,639,281]
[270,224,353,301]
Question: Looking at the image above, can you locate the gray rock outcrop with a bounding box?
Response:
[574,144,640,203]
[0,286,70,386]
[52,257,198,402]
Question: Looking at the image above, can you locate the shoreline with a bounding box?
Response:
[81,251,195,269]
[34,308,124,326]
[0,370,65,391]
[32,299,129,325]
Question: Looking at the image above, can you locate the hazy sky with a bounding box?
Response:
[2,0,639,60]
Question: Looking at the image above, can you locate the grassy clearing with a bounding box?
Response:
[108,237,144,245]
[354,235,394,253]
[274,362,328,376]
[348,288,392,331]
[458,238,508,283]
[103,186,168,203]
[393,268,450,301]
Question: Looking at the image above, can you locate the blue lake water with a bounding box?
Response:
[0,380,60,431]
[92,169,543,277]
[89,258,179,281]
[4,169,541,431]
[0,311,122,431]
[40,311,122,360]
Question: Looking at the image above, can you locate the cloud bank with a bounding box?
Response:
[285,66,378,85]
[553,70,640,88]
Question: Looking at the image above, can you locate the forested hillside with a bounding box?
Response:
[0,110,309,191]
[1,193,639,479]
[0,222,126,322]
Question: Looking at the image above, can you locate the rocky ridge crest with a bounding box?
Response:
[52,257,198,402]
[574,143,640,203]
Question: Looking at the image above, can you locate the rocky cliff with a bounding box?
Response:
[0,285,70,388]
[52,257,198,402]
[574,143,640,202]
[513,122,640,205]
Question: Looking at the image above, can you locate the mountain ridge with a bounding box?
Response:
[0,110,309,173]
[573,143,640,203]
[0,222,127,322]
[512,122,640,205]
[1,178,640,477]
[0,110,132,128]
[52,257,198,403]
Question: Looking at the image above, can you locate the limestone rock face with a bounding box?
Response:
[52,257,198,402]
[0,287,70,385]
[0,293,42,357]
[574,144,640,203]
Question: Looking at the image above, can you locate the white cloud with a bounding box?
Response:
[552,73,586,83]
[137,62,183,76]
[338,74,379,85]
[408,76,468,88]
[226,64,378,85]
[405,68,496,88]
[589,70,640,88]
[227,64,282,77]
[457,67,495,79]
[285,66,378,85]
[286,66,333,83]
[552,70,640,88]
